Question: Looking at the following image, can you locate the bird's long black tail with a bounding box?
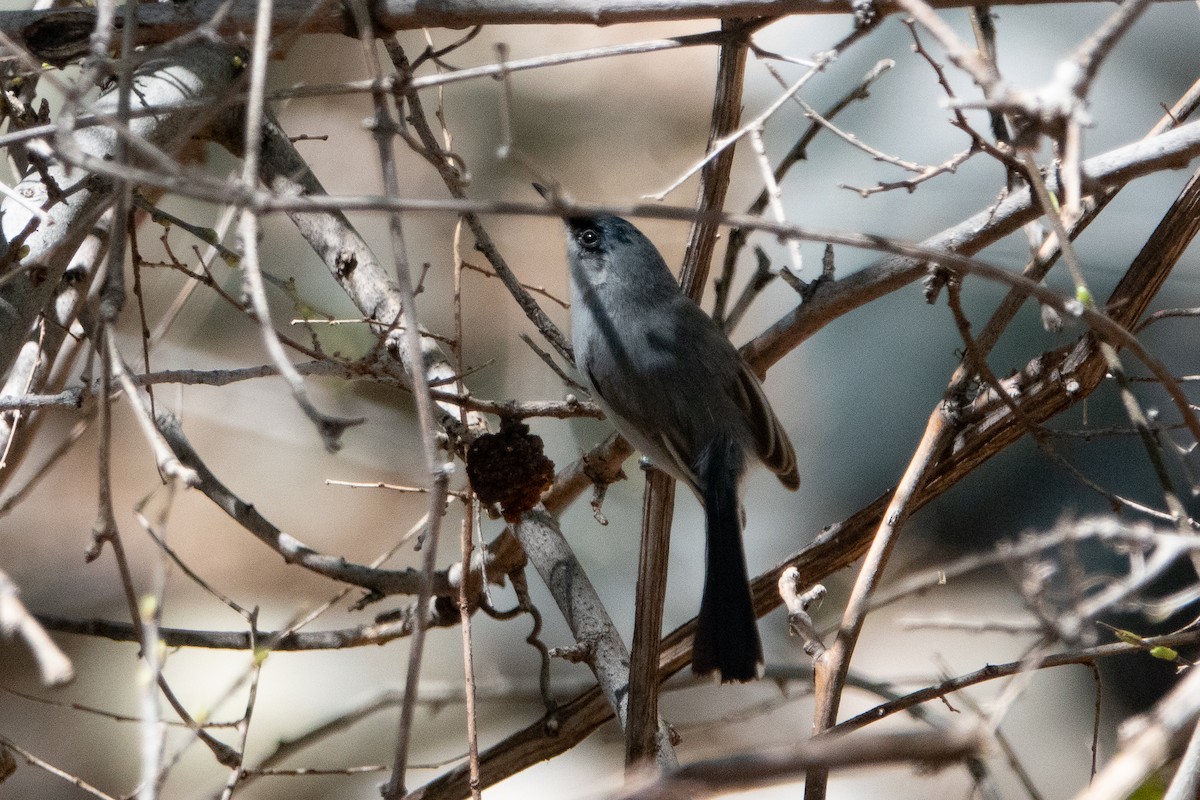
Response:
[692,439,763,682]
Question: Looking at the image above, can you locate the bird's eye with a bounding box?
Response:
[577,229,601,249]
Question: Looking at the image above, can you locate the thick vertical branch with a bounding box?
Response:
[678,18,756,297]
[625,468,676,770]
[625,16,752,770]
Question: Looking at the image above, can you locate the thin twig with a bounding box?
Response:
[458,507,482,800]
[1021,149,1192,535]
[0,734,117,800]
[1162,711,1200,800]
[461,261,569,308]
[1073,660,1200,800]
[617,727,984,800]
[715,58,893,328]
[156,415,470,597]
[0,565,74,685]
[747,126,803,274]
[646,20,875,202]
[946,279,1180,526]
[806,405,955,800]
[45,120,1200,225]
[834,628,1200,736]
[350,26,454,799]
[235,0,363,453]
[388,43,574,364]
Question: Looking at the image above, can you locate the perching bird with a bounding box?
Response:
[541,186,799,682]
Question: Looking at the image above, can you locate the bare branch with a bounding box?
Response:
[516,508,675,755]
[1072,660,1200,800]
[0,565,74,686]
[9,0,1154,63]
[617,727,984,800]
[0,45,242,382]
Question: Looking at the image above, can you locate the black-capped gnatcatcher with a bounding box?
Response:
[539,185,799,683]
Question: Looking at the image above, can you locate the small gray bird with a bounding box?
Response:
[540,186,799,682]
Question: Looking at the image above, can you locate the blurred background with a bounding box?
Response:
[3,3,1200,798]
